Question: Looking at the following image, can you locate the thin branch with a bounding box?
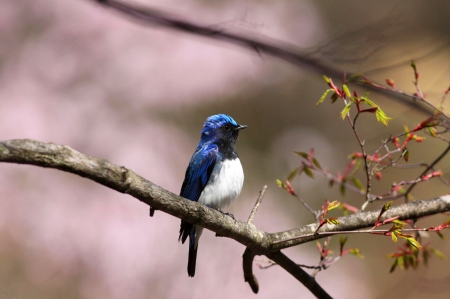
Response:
[267,195,450,250]
[92,0,443,117]
[404,142,450,201]
[247,185,267,224]
[265,251,333,299]
[242,248,259,293]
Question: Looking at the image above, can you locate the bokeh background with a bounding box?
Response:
[0,0,450,298]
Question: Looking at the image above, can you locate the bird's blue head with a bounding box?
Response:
[200,114,247,145]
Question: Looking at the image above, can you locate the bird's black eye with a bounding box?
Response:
[224,124,231,131]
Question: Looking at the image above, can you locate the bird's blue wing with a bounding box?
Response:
[180,144,218,202]
[179,144,217,248]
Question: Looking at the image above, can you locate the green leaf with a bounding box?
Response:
[294,151,309,159]
[428,127,437,137]
[303,166,315,179]
[341,102,352,119]
[331,93,339,103]
[360,96,374,106]
[287,167,300,181]
[317,89,334,105]
[326,218,339,225]
[375,107,392,126]
[349,248,364,258]
[391,232,398,242]
[360,97,391,125]
[403,236,421,250]
[429,247,447,260]
[392,219,407,228]
[389,258,398,273]
[340,183,346,197]
[347,73,363,82]
[339,236,348,247]
[423,249,429,265]
[322,75,331,84]
[276,179,284,188]
[312,157,322,170]
[328,201,341,211]
[410,60,417,72]
[350,176,365,191]
[342,84,351,98]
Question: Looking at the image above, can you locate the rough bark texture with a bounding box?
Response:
[2,139,450,299]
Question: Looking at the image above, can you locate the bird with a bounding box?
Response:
[178,114,247,277]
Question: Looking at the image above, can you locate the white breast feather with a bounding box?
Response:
[198,158,244,209]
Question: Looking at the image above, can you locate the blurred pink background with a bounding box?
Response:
[0,0,450,298]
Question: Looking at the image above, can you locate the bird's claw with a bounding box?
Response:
[211,207,236,221]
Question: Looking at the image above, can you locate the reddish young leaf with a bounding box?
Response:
[386,78,396,88]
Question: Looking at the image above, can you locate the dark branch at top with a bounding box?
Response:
[93,0,439,116]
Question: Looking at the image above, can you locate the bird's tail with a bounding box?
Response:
[188,235,198,277]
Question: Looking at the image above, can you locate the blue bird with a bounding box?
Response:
[178,114,247,277]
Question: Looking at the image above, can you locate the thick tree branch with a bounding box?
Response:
[2,139,450,298]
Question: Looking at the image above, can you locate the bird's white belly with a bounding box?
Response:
[198,158,244,209]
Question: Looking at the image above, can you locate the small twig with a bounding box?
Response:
[243,248,259,294]
[265,251,333,299]
[273,226,447,245]
[247,185,267,224]
[403,142,450,202]
[258,260,321,270]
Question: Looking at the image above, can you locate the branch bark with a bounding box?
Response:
[92,0,444,117]
[2,139,450,298]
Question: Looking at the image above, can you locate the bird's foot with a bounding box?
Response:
[211,207,236,221]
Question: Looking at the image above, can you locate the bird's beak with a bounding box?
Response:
[235,124,248,131]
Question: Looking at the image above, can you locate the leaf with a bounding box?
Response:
[360,97,392,126]
[341,102,352,119]
[326,218,339,225]
[403,236,421,250]
[340,183,346,197]
[342,84,351,98]
[276,179,284,188]
[287,167,300,181]
[360,96,376,107]
[350,176,365,191]
[349,248,364,258]
[389,258,398,273]
[391,232,398,242]
[429,247,447,260]
[312,157,322,170]
[328,201,341,211]
[317,89,334,105]
[339,236,348,247]
[329,179,334,188]
[428,127,437,137]
[375,107,392,126]
[423,249,429,265]
[294,151,309,159]
[347,73,363,82]
[303,166,315,179]
[392,219,407,228]
[410,60,417,73]
[403,148,410,162]
[322,75,331,84]
[331,92,339,103]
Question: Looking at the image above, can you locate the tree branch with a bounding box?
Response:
[92,0,442,117]
[2,138,450,297]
